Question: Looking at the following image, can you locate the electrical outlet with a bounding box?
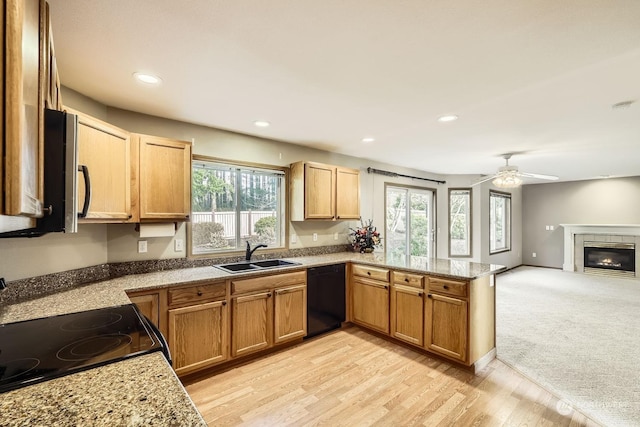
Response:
[545,225,550,230]
[138,240,148,253]
[550,225,554,231]
[174,239,184,252]
[313,233,318,242]
[291,234,297,243]
[334,232,339,240]
[532,252,537,258]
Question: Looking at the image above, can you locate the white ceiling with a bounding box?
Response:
[48,0,640,183]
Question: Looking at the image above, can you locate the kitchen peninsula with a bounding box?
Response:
[0,253,504,426]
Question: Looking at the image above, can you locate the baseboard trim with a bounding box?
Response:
[472,347,496,374]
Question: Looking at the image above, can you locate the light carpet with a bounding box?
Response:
[496,266,640,427]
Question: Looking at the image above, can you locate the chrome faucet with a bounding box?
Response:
[246,242,268,261]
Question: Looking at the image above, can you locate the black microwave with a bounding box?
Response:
[0,109,90,238]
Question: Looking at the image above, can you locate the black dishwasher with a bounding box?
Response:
[306,264,346,338]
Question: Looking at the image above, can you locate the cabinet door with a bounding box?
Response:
[129,293,159,327]
[352,277,389,334]
[138,135,191,220]
[274,284,307,344]
[3,0,46,220]
[304,162,335,219]
[168,300,229,376]
[425,293,468,362]
[232,292,273,357]
[74,110,131,221]
[335,167,360,220]
[390,285,424,347]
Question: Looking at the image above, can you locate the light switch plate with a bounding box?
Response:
[313,233,318,242]
[174,239,184,252]
[138,240,148,253]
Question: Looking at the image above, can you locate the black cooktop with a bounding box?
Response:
[0,304,168,394]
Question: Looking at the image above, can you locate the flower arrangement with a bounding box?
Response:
[349,219,382,253]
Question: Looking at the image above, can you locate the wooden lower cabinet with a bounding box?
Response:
[231,291,273,358]
[425,293,468,362]
[126,288,168,337]
[352,277,389,334]
[274,284,307,344]
[168,300,229,376]
[390,284,424,347]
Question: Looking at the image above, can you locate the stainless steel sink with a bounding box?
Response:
[214,259,300,274]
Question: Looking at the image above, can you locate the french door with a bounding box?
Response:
[385,185,436,262]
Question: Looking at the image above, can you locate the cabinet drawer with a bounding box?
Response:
[352,264,390,282]
[231,271,306,295]
[428,277,468,298]
[168,282,226,307]
[392,271,424,288]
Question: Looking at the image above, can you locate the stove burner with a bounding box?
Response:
[1,358,41,381]
[56,334,133,362]
[60,312,123,331]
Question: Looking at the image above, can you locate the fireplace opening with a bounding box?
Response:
[583,242,635,274]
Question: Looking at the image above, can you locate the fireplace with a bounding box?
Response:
[583,241,635,276]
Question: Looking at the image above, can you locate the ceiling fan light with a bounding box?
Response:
[492,171,522,188]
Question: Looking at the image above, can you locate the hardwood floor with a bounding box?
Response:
[184,327,600,426]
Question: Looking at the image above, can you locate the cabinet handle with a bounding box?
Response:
[197,291,203,296]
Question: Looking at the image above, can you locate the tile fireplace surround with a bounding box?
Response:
[560,224,640,277]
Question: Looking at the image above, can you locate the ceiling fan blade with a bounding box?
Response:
[471,174,497,186]
[519,172,559,181]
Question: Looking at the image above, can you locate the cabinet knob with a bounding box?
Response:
[418,292,423,297]
[427,294,432,298]
[404,278,409,282]
[367,272,371,276]
[443,285,449,290]
[197,291,203,296]
[222,301,227,306]
[267,292,272,298]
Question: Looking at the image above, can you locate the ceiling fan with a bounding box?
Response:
[472,154,559,188]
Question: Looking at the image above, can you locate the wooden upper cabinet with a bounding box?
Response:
[304,162,334,219]
[67,108,132,221]
[2,0,46,223]
[335,167,360,220]
[290,161,360,221]
[136,134,191,221]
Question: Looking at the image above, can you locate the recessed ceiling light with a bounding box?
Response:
[254,120,271,127]
[133,72,162,85]
[437,114,459,123]
[362,137,375,143]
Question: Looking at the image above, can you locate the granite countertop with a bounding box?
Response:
[0,353,206,427]
[1,252,505,324]
[0,252,504,426]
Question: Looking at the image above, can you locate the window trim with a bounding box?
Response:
[187,155,289,259]
[489,190,512,255]
[448,187,472,258]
